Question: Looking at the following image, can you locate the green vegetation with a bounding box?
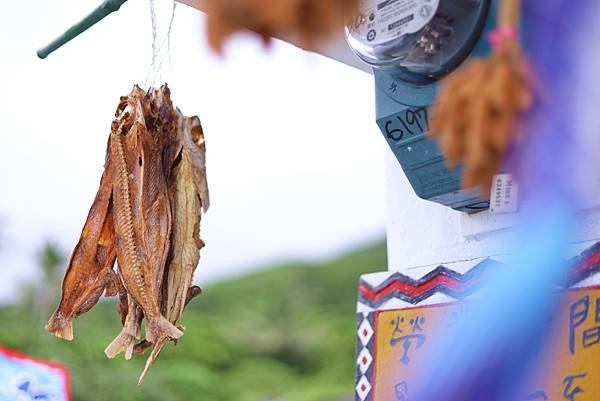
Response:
[0,241,386,401]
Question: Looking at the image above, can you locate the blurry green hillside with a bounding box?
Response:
[0,241,386,401]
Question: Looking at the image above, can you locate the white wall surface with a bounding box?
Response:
[384,146,600,272]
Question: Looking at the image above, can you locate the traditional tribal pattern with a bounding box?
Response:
[355,312,376,401]
[358,241,600,310]
[354,240,600,401]
[358,259,500,309]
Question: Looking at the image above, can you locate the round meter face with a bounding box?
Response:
[355,0,441,46]
[346,0,489,77]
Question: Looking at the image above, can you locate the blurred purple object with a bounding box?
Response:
[410,1,599,400]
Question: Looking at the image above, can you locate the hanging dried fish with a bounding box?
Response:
[203,0,357,52]
[45,148,118,341]
[105,85,182,359]
[46,84,209,384]
[163,113,208,328]
[429,0,537,191]
[136,113,209,383]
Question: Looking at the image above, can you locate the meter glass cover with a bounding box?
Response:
[346,0,487,76]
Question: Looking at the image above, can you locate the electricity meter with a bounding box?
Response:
[346,0,494,212]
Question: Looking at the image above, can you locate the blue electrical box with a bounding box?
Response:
[346,0,498,212]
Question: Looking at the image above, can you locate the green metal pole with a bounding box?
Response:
[37,0,129,59]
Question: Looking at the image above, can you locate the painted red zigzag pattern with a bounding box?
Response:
[359,242,600,308]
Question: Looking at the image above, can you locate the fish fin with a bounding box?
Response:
[138,338,168,385]
[104,330,136,359]
[185,286,202,306]
[103,270,119,297]
[133,340,152,355]
[146,315,183,344]
[45,313,74,341]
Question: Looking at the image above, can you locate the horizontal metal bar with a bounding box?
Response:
[37,0,129,59]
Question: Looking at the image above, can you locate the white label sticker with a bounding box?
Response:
[489,174,520,214]
[356,0,440,45]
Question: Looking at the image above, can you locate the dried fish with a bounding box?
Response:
[105,86,181,357]
[165,114,209,325]
[45,148,118,341]
[429,0,536,190]
[46,84,208,384]
[204,0,357,52]
[137,114,209,383]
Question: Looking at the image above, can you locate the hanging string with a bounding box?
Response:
[145,0,177,89]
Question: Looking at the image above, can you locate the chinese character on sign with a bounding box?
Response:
[390,315,426,365]
[524,390,548,401]
[569,296,600,353]
[569,295,589,354]
[389,82,398,93]
[563,373,587,401]
[583,297,600,348]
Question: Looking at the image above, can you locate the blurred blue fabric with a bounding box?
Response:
[410,1,597,400]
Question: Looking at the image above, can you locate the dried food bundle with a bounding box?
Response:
[45,84,209,383]
[429,0,537,191]
[204,0,357,52]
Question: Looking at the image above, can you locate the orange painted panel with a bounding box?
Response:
[371,288,600,401]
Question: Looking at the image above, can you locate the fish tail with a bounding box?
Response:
[104,329,136,360]
[146,315,183,344]
[137,338,168,385]
[45,312,74,341]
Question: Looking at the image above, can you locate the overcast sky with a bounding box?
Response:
[0,0,387,303]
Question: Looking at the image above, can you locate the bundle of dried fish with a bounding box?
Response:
[204,0,357,52]
[429,0,536,190]
[45,84,209,383]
